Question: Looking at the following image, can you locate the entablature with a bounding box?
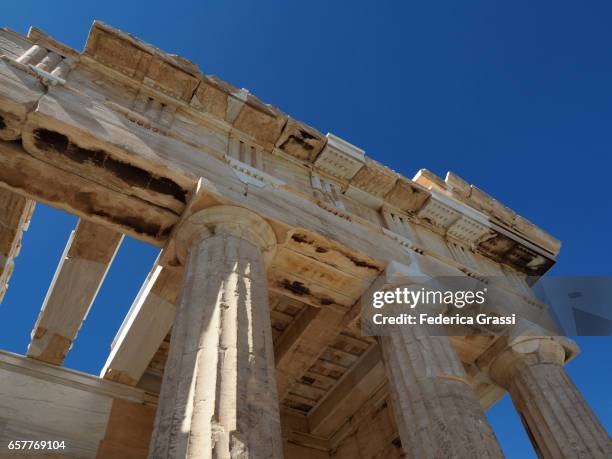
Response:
[0,21,560,283]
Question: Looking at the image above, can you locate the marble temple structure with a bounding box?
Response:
[0,22,609,459]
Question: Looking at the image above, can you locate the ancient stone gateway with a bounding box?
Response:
[0,21,609,459]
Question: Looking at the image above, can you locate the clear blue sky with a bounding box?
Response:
[2,2,611,457]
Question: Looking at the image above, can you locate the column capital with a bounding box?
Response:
[175,205,277,264]
[486,335,610,457]
[488,336,573,388]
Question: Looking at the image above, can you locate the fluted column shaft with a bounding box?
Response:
[149,206,282,459]
[490,337,611,459]
[380,325,504,459]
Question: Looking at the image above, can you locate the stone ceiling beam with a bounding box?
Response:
[27,219,123,365]
[275,304,349,401]
[308,344,385,438]
[101,260,181,386]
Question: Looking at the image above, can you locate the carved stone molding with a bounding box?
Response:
[314,133,365,181]
[488,336,568,387]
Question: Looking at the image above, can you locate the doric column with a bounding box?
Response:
[148,206,283,459]
[489,337,611,458]
[380,325,504,458]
